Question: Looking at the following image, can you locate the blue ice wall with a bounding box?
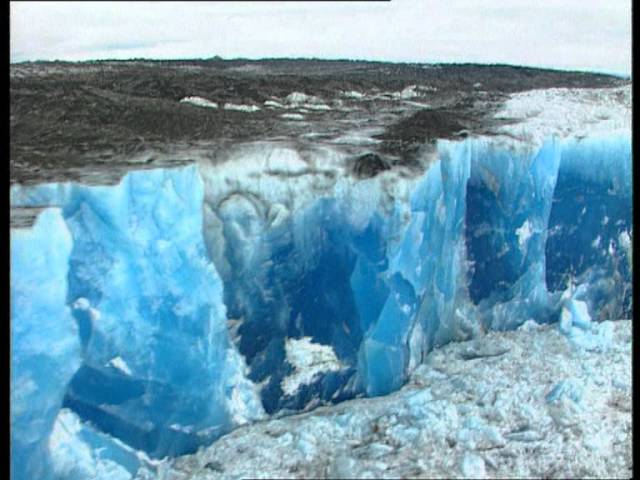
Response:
[11,209,80,480]
[359,141,471,396]
[48,408,147,479]
[545,137,632,319]
[209,136,632,404]
[57,167,251,459]
[10,134,632,475]
[465,140,564,332]
[216,196,371,412]
[11,166,263,478]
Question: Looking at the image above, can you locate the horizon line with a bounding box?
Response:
[9,55,631,79]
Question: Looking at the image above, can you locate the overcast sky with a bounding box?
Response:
[10,0,632,75]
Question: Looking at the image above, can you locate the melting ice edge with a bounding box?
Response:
[10,135,632,479]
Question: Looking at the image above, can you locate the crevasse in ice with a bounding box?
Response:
[10,135,632,479]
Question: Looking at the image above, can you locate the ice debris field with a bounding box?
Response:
[10,86,632,479]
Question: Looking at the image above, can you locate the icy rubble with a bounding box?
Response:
[165,320,632,480]
[494,86,630,147]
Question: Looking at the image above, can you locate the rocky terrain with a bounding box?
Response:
[10,59,627,185]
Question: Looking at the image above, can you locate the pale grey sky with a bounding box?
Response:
[10,1,632,75]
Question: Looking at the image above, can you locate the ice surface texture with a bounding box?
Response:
[165,320,632,479]
[11,209,79,480]
[10,135,631,478]
[203,136,631,406]
[11,166,263,479]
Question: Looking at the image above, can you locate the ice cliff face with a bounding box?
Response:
[196,135,631,410]
[11,167,264,479]
[11,209,79,480]
[10,86,631,479]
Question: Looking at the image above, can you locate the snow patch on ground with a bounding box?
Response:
[264,100,284,108]
[284,92,321,105]
[223,103,261,113]
[280,113,305,121]
[392,85,419,99]
[180,97,219,109]
[341,90,366,100]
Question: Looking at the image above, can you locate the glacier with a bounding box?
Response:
[10,132,631,477]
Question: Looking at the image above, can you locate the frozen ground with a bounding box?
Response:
[164,319,632,480]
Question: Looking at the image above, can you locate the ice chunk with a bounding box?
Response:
[264,99,284,108]
[49,409,145,480]
[392,85,419,99]
[341,90,366,100]
[460,452,487,479]
[282,337,343,396]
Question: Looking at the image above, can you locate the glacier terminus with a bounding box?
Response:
[9,60,632,479]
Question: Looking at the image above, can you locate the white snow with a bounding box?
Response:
[280,113,304,120]
[494,86,631,147]
[281,337,343,396]
[392,85,419,100]
[264,100,284,108]
[302,103,332,111]
[401,100,431,108]
[179,96,219,109]
[330,134,381,146]
[285,92,319,105]
[223,103,261,112]
[341,90,366,100]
